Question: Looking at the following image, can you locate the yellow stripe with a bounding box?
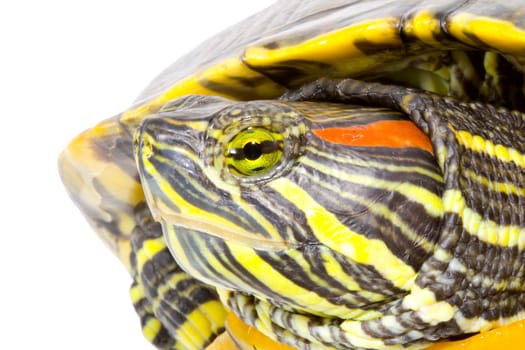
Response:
[309,147,444,183]
[142,317,163,343]
[464,169,525,197]
[301,156,444,218]
[171,300,228,350]
[443,189,525,249]
[236,246,388,318]
[155,273,227,332]
[228,244,374,318]
[163,224,215,284]
[301,168,439,254]
[164,223,272,296]
[130,282,146,304]
[140,133,291,248]
[142,153,268,245]
[167,222,385,318]
[135,237,228,349]
[269,178,416,290]
[135,236,167,270]
[454,130,525,169]
[320,249,389,308]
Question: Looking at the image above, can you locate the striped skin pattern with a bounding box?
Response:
[271,78,525,348]
[57,1,525,349]
[135,93,450,349]
[129,202,227,349]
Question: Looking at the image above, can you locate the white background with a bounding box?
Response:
[1,1,274,349]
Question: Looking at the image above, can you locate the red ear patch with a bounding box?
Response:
[313,120,434,154]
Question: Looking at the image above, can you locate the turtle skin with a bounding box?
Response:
[59,1,525,349]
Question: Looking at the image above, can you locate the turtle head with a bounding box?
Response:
[135,94,445,318]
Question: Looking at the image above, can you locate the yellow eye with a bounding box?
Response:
[225,127,283,176]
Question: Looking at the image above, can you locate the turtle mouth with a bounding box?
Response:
[147,200,299,251]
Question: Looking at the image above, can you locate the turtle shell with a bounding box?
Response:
[58,1,525,349]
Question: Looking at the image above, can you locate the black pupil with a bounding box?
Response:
[243,142,262,160]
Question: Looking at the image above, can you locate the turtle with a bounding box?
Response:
[58,0,525,349]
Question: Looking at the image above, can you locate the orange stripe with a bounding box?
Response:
[313,120,434,154]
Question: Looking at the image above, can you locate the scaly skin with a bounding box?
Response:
[59,1,525,349]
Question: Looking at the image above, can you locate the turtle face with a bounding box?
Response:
[135,94,445,318]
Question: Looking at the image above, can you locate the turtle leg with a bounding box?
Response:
[129,202,229,350]
[130,278,175,348]
[282,79,525,345]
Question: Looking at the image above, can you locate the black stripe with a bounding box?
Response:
[130,223,223,349]
[173,226,299,306]
[205,238,299,306]
[155,283,219,331]
[291,158,442,269]
[241,187,317,243]
[308,138,442,177]
[172,225,235,288]
[140,249,181,298]
[459,144,525,184]
[415,210,525,320]
[242,58,332,89]
[147,154,272,238]
[257,248,376,309]
[457,146,525,226]
[305,107,408,127]
[331,242,407,298]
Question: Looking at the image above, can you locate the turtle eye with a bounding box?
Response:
[225,127,283,176]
